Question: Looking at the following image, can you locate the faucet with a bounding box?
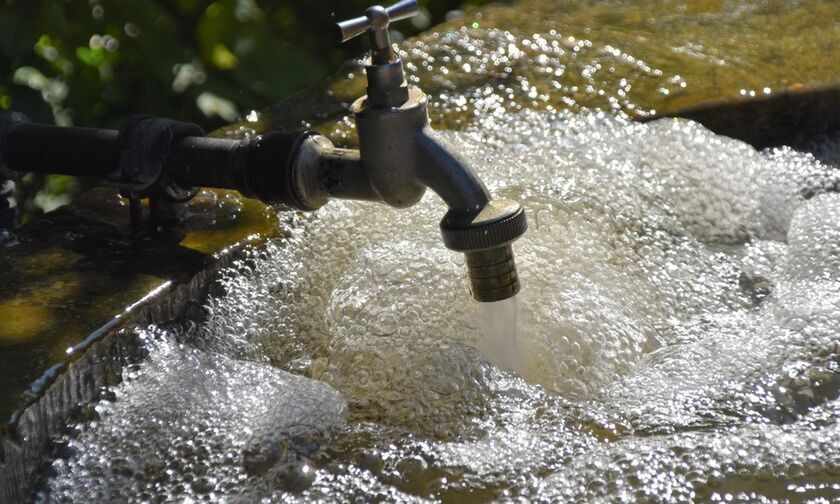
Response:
[0,0,527,302]
[289,0,528,302]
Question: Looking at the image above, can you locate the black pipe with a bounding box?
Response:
[164,136,242,191]
[0,117,313,209]
[164,132,314,207]
[204,131,311,207]
[3,123,120,178]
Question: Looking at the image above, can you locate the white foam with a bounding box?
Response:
[41,331,346,501]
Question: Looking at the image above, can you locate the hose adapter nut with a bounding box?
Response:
[439,199,527,252]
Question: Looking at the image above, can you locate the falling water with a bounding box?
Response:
[478,297,524,374]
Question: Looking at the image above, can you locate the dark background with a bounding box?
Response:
[0,0,489,220]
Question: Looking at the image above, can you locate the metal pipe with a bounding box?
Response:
[2,123,119,178]
[0,119,320,209]
[164,136,242,191]
[288,134,380,210]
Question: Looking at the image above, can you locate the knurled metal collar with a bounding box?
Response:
[440,199,528,252]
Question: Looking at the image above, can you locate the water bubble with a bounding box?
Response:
[271,462,315,493]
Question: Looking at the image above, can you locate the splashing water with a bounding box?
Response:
[39,110,840,502]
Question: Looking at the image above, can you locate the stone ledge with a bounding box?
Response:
[643,82,840,150]
[0,187,277,501]
[0,188,277,417]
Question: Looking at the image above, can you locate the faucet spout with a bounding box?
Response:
[412,124,527,302]
[414,125,490,219]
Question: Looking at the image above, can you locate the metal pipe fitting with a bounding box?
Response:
[440,199,527,302]
[162,130,376,210]
[464,246,520,302]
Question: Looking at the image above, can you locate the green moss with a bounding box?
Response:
[222,0,839,142]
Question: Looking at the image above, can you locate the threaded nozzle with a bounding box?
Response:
[464,245,520,302]
[440,198,527,303]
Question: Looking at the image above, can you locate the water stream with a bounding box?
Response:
[478,298,524,375]
[38,110,840,502]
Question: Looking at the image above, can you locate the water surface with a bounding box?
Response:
[41,110,840,501]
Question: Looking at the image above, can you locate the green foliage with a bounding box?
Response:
[1,0,491,128]
[0,0,490,220]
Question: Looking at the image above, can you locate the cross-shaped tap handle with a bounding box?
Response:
[337,0,419,64]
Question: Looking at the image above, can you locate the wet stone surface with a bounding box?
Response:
[0,188,277,422]
[226,0,840,147]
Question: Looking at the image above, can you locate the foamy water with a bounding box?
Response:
[39,111,840,501]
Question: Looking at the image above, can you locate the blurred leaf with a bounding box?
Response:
[196,91,239,121]
[76,46,106,67]
[211,43,238,70]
